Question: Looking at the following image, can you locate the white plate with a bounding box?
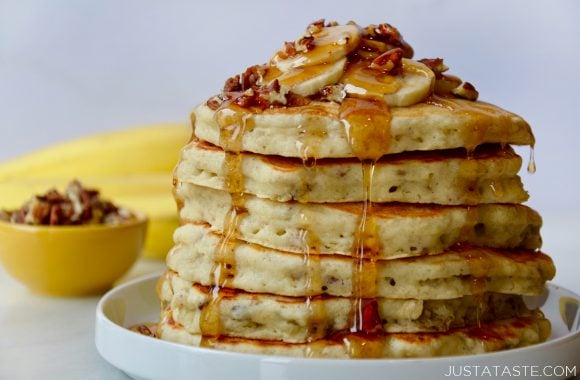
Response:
[95,273,580,380]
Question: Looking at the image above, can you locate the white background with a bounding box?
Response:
[1,1,579,280]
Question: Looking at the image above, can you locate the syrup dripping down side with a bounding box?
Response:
[200,105,251,346]
[339,97,392,358]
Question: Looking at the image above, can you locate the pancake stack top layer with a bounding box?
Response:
[158,20,555,358]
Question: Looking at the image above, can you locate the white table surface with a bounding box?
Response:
[1,213,578,380]
[0,258,166,380]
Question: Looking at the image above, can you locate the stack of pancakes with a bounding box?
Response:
[157,20,555,358]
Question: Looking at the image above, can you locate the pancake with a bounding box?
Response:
[159,20,552,359]
[157,311,551,358]
[177,184,542,259]
[159,271,531,342]
[194,99,534,159]
[175,141,528,204]
[167,223,555,299]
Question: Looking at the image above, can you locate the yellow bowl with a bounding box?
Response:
[0,214,147,296]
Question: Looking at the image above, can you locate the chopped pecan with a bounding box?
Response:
[320,84,346,103]
[223,65,266,93]
[232,89,256,108]
[369,47,403,74]
[4,181,133,226]
[215,64,289,110]
[29,197,51,224]
[286,93,311,107]
[257,79,287,106]
[307,19,325,35]
[49,204,62,225]
[364,23,414,58]
[44,189,64,203]
[269,78,281,93]
[277,41,297,60]
[223,75,242,92]
[418,58,449,79]
[375,23,401,43]
[240,65,266,90]
[451,82,479,101]
[434,74,462,96]
[296,35,315,53]
[207,95,226,110]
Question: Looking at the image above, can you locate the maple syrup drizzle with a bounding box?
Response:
[296,120,324,167]
[341,60,401,97]
[425,95,519,152]
[456,152,480,204]
[200,105,251,347]
[427,93,522,319]
[298,210,327,355]
[339,96,391,358]
[461,206,479,242]
[464,247,488,328]
[457,206,488,327]
[527,146,536,174]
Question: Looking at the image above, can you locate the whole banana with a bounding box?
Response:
[0,123,191,180]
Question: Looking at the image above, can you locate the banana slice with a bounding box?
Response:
[385,59,435,106]
[341,58,435,107]
[265,58,346,97]
[271,25,361,72]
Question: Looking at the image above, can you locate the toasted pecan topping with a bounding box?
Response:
[451,81,479,101]
[279,41,297,60]
[223,76,242,92]
[285,93,311,107]
[206,20,485,110]
[369,47,403,74]
[206,95,225,110]
[307,19,325,35]
[211,65,288,110]
[223,65,266,93]
[241,65,266,90]
[320,84,346,103]
[418,58,449,79]
[296,35,316,53]
[364,23,414,58]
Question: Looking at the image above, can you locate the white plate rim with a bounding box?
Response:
[95,273,580,380]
